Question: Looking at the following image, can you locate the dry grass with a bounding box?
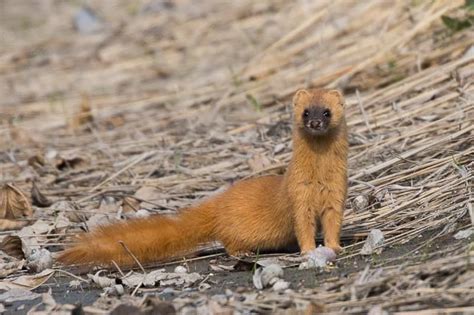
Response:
[0,0,473,313]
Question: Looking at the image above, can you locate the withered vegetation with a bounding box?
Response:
[0,0,472,313]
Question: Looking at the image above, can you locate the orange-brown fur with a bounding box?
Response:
[58,89,348,267]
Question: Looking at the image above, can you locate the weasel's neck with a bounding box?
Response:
[287,122,347,176]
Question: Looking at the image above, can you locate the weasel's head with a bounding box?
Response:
[292,88,345,137]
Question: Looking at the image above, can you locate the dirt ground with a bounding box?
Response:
[0,0,473,314]
[3,230,469,315]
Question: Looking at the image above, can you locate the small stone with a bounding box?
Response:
[360,229,384,255]
[26,249,53,273]
[272,280,289,291]
[463,45,474,59]
[274,143,286,154]
[299,246,336,269]
[253,264,284,290]
[198,283,211,291]
[74,7,104,34]
[134,209,151,218]
[161,288,175,294]
[174,265,187,273]
[353,195,369,211]
[454,228,473,240]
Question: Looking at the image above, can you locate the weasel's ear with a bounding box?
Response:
[327,90,345,106]
[293,89,311,107]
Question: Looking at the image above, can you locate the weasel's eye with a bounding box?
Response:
[323,110,331,118]
[303,110,309,117]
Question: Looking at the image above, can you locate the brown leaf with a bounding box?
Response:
[31,182,52,207]
[0,219,29,231]
[248,153,272,173]
[0,269,55,291]
[0,184,33,220]
[134,186,162,207]
[0,235,25,260]
[122,197,140,213]
[0,259,25,278]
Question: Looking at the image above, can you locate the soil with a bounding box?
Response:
[3,228,469,315]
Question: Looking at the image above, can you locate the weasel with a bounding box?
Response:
[58,88,348,266]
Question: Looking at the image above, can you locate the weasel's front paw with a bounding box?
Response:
[299,246,337,270]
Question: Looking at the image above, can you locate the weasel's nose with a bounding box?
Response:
[309,120,322,129]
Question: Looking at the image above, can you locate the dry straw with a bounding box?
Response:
[0,0,472,313]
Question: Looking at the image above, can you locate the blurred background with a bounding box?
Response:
[1,0,471,122]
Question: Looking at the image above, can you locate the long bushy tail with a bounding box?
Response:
[58,201,216,266]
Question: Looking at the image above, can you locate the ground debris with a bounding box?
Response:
[26,248,52,273]
[252,263,287,291]
[299,246,337,269]
[0,0,472,313]
[454,228,473,240]
[0,184,32,231]
[360,229,385,255]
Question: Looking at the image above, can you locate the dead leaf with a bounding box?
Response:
[51,212,71,232]
[0,261,25,278]
[122,197,140,213]
[31,182,52,207]
[0,250,24,278]
[0,184,33,220]
[121,269,202,288]
[17,220,51,257]
[209,263,234,272]
[0,269,55,291]
[85,213,115,230]
[50,201,83,223]
[134,186,162,207]
[88,271,115,288]
[98,196,119,213]
[0,219,29,231]
[0,235,25,259]
[247,153,272,173]
[0,184,33,231]
[126,209,151,219]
